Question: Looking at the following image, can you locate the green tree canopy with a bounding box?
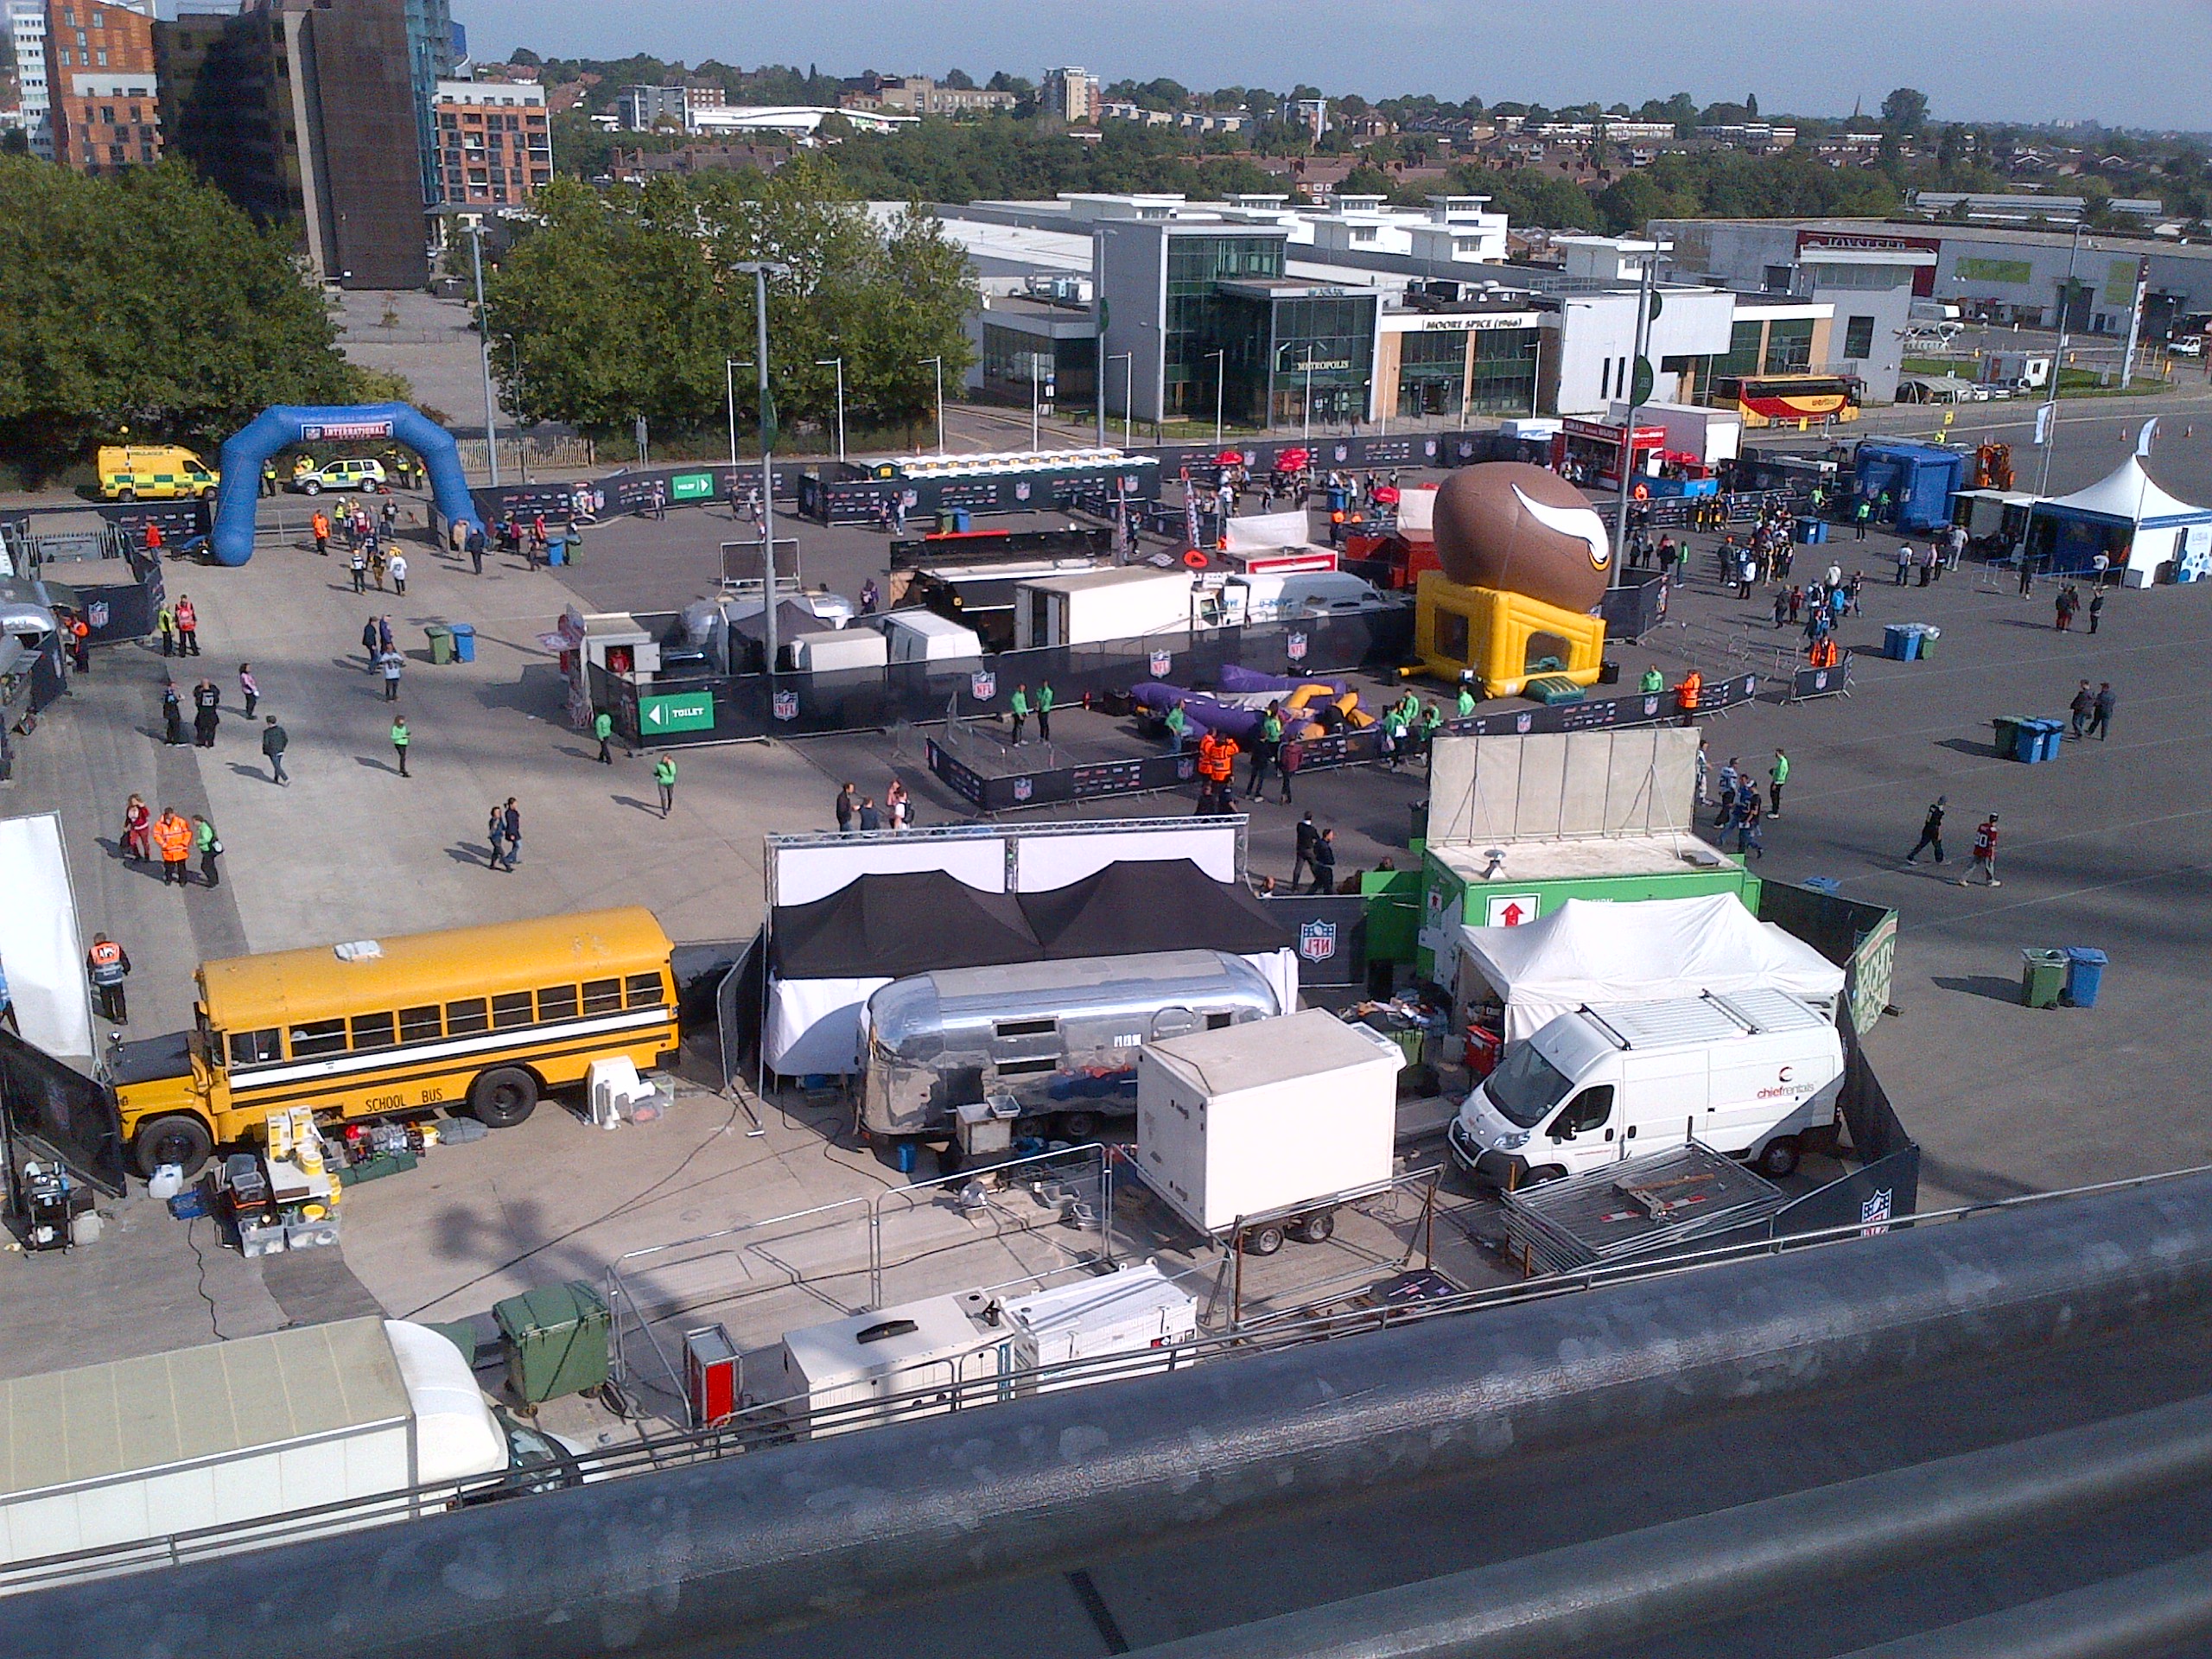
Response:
[482,161,976,442]
[0,158,354,477]
[1881,87,1930,132]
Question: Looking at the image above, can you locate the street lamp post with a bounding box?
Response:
[1030,353,1043,450]
[725,358,748,474]
[465,223,499,486]
[814,357,846,462]
[918,356,944,454]
[2027,225,2088,577]
[1109,353,1133,449]
[1610,244,1664,591]
[734,261,790,677]
[1300,353,1319,442]
[1206,348,1225,447]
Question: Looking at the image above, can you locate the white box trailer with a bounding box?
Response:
[1014,566,1195,648]
[1135,1009,1403,1251]
[1607,399,1742,467]
[0,1319,511,1575]
[785,627,888,673]
[772,1263,1198,1434]
[875,608,984,664]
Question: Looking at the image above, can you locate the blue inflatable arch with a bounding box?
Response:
[210,404,482,567]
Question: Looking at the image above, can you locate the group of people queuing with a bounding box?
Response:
[118,794,221,893]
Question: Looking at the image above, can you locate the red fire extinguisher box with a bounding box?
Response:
[684,1325,741,1426]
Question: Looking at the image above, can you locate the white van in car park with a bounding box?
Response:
[1449,989,1844,1186]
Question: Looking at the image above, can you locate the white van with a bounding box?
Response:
[1449,988,1843,1185]
[874,608,984,664]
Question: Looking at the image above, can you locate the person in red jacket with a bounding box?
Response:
[1960,813,2000,887]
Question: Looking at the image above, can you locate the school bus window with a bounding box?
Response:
[447,997,489,1035]
[399,1005,442,1044]
[492,991,534,1030]
[582,977,622,1014]
[229,1028,281,1066]
[351,1012,397,1051]
[537,984,579,1022]
[290,1019,347,1058]
[625,973,663,1007]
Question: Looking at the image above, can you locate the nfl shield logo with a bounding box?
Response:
[1299,919,1338,963]
[1332,443,1349,462]
[1515,713,1534,734]
[971,670,996,702]
[1643,696,1659,715]
[1287,632,1308,662]
[1814,670,1830,690]
[1860,1188,1894,1236]
[1177,756,1197,780]
[1149,650,1172,677]
[1013,777,1033,802]
[1015,481,1032,501]
[771,690,798,721]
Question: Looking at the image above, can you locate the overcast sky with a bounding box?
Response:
[455,0,2207,131]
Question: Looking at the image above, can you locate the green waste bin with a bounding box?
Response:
[1993,715,2029,760]
[1913,626,1939,661]
[494,1280,610,1408]
[2021,949,2068,1009]
[425,625,453,665]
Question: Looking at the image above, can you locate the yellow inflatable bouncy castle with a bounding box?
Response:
[1414,462,1610,697]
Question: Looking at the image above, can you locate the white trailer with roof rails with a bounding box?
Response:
[1450,988,1845,1187]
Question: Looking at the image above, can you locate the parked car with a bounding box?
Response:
[291,458,388,494]
[2170,336,2205,359]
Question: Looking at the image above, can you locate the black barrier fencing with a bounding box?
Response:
[1788,651,1855,702]
[602,607,1418,747]
[923,671,1764,815]
[1599,569,1670,643]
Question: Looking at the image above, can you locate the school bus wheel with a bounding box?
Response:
[134,1113,213,1180]
[468,1066,540,1128]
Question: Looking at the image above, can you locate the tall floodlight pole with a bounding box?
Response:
[1207,348,1226,447]
[467,223,500,486]
[735,262,789,675]
[1610,244,1662,591]
[2027,225,2088,575]
[1111,353,1133,448]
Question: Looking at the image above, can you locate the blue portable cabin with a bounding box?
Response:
[1853,442,1968,534]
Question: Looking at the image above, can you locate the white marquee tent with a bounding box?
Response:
[2030,456,2212,587]
[1456,893,1845,1042]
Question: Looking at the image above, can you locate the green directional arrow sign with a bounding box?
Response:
[639,691,714,734]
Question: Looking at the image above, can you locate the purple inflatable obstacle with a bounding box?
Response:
[1217,664,1348,696]
[1128,683,1263,740]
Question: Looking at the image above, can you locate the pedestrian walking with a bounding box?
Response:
[2088,590,2106,634]
[858,577,880,615]
[161,682,185,746]
[378,614,396,658]
[1008,683,1031,745]
[1853,498,1871,540]
[1291,812,1317,888]
[350,546,367,592]
[156,604,175,657]
[1694,741,1711,805]
[1772,588,1790,628]
[1307,828,1338,895]
[1035,682,1054,743]
[192,678,220,748]
[238,663,258,718]
[501,798,522,867]
[1905,796,1948,865]
[2069,680,2094,738]
[653,753,677,817]
[86,933,131,1025]
[2018,555,2036,598]
[1277,734,1302,803]
[836,782,856,833]
[1247,705,1282,798]
[2054,584,2079,631]
[173,595,199,656]
[260,715,289,785]
[467,524,486,575]
[379,649,404,701]
[389,551,408,596]
[312,508,330,556]
[886,779,911,830]
[1959,813,2000,887]
[1714,757,1739,827]
[391,715,411,776]
[1676,668,1701,728]
[66,613,91,672]
[857,797,882,832]
[193,814,223,887]
[1894,543,1912,586]
[121,794,152,861]
[361,616,380,668]
[1769,749,1789,818]
[153,807,192,887]
[594,709,615,765]
[1736,795,1765,860]
[2089,682,2114,740]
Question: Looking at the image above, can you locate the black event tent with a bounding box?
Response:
[1018,860,1291,959]
[770,861,1292,982]
[771,871,1043,980]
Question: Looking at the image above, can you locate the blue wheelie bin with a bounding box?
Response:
[2063,947,2107,1007]
[449,622,476,664]
[1885,624,1917,661]
[2012,719,2046,763]
[2035,719,2063,762]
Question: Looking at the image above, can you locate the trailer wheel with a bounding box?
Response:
[1756,1136,1800,1178]
[1243,1223,1287,1256]
[1292,1209,1337,1244]
[467,1067,539,1128]
[1058,1110,1101,1142]
[133,1114,213,1179]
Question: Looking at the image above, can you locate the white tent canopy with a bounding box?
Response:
[1457,893,1845,1042]
[2040,456,2208,526]
[1222,512,1314,555]
[2032,457,2212,586]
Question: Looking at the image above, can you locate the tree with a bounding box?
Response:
[0,158,355,479]
[944,67,976,90]
[1745,92,1759,119]
[508,47,541,66]
[482,163,976,443]
[1880,87,1929,132]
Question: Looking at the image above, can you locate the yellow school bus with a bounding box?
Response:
[117,908,680,1177]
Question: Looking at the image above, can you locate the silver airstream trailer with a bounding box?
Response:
[861,950,1279,1141]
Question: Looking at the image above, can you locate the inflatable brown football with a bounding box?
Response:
[1431,461,1612,613]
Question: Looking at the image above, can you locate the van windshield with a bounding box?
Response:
[1484,1043,1573,1128]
